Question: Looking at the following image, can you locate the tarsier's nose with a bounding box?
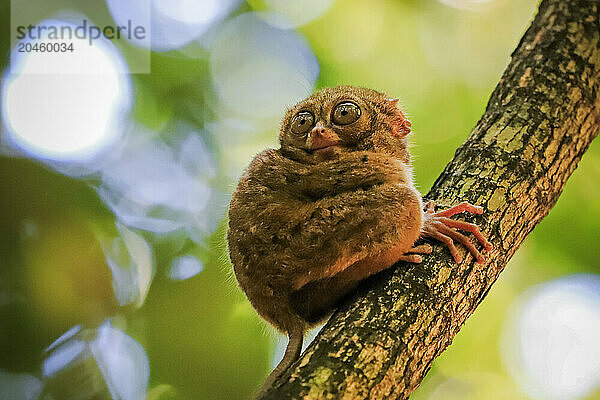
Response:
[307,122,341,151]
[310,122,327,137]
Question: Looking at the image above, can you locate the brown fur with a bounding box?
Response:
[227,86,490,396]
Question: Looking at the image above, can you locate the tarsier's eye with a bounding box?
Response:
[332,101,361,125]
[291,111,315,134]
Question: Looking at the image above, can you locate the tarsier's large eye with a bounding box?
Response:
[291,111,315,134]
[332,101,361,125]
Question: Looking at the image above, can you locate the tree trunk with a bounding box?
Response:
[259,0,600,399]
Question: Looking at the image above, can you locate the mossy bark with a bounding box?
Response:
[259,0,600,398]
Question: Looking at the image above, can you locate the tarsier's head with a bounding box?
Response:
[279,86,412,164]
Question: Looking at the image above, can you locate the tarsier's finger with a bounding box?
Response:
[435,201,484,218]
[427,226,462,264]
[398,254,423,263]
[439,217,493,251]
[435,222,485,263]
[407,244,433,254]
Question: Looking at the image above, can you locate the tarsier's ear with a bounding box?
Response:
[385,98,412,138]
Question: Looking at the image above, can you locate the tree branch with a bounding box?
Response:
[259,0,600,398]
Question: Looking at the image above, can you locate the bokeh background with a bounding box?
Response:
[1,0,600,399]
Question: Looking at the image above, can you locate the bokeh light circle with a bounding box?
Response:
[2,19,131,162]
[42,321,149,400]
[257,0,335,29]
[501,274,600,400]
[168,255,204,281]
[209,12,319,119]
[98,130,216,237]
[107,0,241,51]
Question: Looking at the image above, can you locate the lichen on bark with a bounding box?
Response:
[259,0,600,398]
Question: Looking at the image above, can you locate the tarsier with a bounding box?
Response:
[228,86,492,396]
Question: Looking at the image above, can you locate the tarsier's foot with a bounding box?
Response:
[397,244,433,264]
[421,200,493,264]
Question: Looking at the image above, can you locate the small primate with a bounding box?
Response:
[227,86,492,396]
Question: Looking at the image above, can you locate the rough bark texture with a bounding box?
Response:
[259,0,600,399]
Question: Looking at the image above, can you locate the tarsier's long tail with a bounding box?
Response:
[254,326,304,399]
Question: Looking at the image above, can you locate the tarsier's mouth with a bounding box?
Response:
[307,140,342,153]
[311,144,340,153]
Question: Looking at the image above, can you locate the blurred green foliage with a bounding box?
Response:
[1,0,600,399]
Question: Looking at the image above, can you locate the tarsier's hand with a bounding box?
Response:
[421,200,493,264]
